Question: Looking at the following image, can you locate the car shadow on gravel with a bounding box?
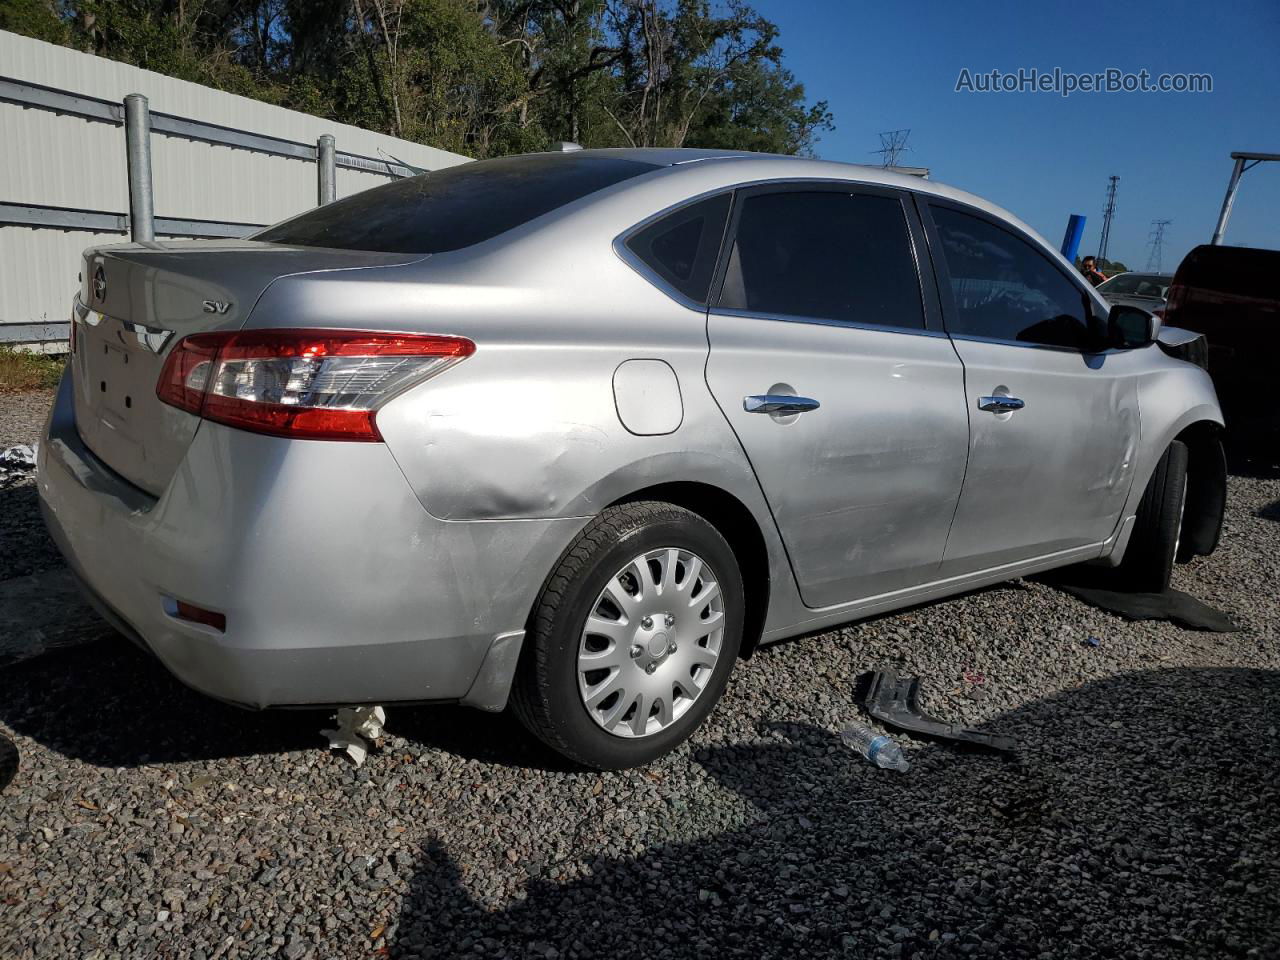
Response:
[0,633,567,769]
[0,482,64,582]
[389,667,1280,959]
[0,638,324,764]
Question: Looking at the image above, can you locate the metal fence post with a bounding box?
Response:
[123,93,154,242]
[317,135,337,205]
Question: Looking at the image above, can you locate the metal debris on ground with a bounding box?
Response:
[320,706,387,767]
[0,444,37,488]
[856,667,1017,753]
[1083,636,1102,648]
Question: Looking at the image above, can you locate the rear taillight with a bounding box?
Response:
[157,329,474,441]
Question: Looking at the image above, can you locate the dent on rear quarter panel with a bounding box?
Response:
[358,234,766,523]
[376,344,754,522]
[378,346,621,519]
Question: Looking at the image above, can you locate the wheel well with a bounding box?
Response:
[1175,420,1227,557]
[612,482,771,659]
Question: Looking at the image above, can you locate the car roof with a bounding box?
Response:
[565,147,1040,243]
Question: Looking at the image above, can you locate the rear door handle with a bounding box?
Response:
[978,395,1026,413]
[744,394,821,415]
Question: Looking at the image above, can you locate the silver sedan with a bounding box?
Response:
[1097,271,1174,314]
[38,149,1225,768]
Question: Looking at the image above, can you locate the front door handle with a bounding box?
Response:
[744,394,821,415]
[978,395,1026,414]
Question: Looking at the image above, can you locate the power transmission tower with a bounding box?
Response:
[874,129,911,167]
[1146,219,1172,271]
[1098,175,1120,263]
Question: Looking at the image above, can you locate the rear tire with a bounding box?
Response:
[511,501,743,770]
[1112,441,1189,593]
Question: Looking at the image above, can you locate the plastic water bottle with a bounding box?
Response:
[841,723,910,772]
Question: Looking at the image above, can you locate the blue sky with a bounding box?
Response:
[751,0,1280,270]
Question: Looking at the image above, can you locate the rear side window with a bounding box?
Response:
[255,154,659,254]
[717,190,925,330]
[930,205,1092,349]
[624,193,731,304]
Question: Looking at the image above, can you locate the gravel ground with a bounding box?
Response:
[0,389,53,449]
[1,392,1277,960]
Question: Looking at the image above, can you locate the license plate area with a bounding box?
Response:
[68,294,203,496]
[96,341,137,421]
[76,314,171,438]
[83,330,153,427]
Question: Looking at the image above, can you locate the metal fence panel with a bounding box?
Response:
[0,106,130,210]
[0,29,470,343]
[0,226,99,327]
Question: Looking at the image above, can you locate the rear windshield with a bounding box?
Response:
[255,153,659,254]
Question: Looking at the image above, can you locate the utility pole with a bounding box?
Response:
[1146,219,1172,272]
[1098,175,1120,263]
[874,129,911,167]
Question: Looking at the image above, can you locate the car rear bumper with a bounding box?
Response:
[37,370,586,710]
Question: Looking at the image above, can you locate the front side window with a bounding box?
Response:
[717,190,925,330]
[931,205,1093,349]
[255,154,659,254]
[624,193,731,304]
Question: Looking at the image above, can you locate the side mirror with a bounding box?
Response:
[1107,304,1155,348]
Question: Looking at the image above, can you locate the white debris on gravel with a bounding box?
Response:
[320,706,387,767]
[0,444,36,489]
[1,392,1278,960]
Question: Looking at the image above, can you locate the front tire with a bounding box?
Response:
[1113,440,1189,592]
[511,501,744,770]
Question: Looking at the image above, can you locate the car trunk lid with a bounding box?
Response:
[72,239,426,496]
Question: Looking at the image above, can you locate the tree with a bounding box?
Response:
[0,0,69,44]
[0,0,834,159]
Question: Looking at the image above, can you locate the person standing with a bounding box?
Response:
[1080,256,1109,287]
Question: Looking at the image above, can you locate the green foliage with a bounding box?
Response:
[596,0,832,154]
[686,54,833,156]
[0,0,68,43]
[0,0,832,159]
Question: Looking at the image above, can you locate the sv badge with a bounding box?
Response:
[202,300,232,314]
